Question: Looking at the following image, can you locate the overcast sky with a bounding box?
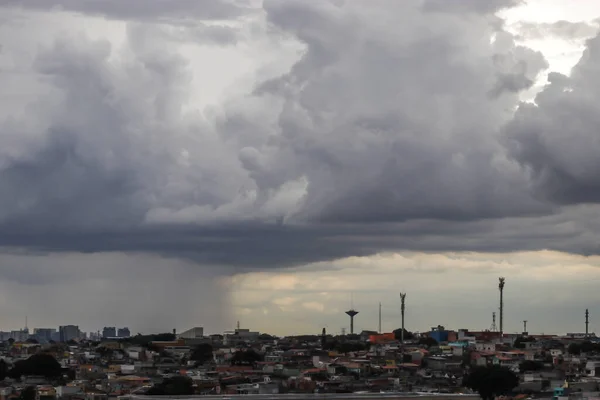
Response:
[1,0,600,337]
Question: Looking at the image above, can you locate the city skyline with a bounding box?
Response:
[2,0,600,335]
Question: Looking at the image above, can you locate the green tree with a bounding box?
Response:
[519,360,543,373]
[514,336,536,349]
[580,341,596,353]
[0,360,8,381]
[19,386,36,400]
[9,353,62,380]
[335,341,367,354]
[418,336,438,348]
[146,375,194,396]
[393,328,414,341]
[230,349,264,366]
[463,366,519,400]
[189,344,214,365]
[568,343,581,355]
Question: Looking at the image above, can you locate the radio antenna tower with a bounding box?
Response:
[400,293,406,343]
[378,302,382,333]
[498,277,505,336]
[586,309,590,338]
[490,312,497,332]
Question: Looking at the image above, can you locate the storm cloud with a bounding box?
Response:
[1,0,600,271]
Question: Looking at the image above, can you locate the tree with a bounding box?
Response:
[418,336,438,348]
[9,353,63,380]
[514,336,536,349]
[259,333,276,341]
[519,360,543,373]
[568,343,581,355]
[230,349,264,366]
[580,341,596,353]
[147,375,194,396]
[335,342,367,354]
[0,359,8,381]
[463,366,519,400]
[189,344,213,365]
[393,328,414,341]
[19,386,36,400]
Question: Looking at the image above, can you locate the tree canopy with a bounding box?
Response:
[418,336,438,348]
[9,353,63,380]
[189,344,214,365]
[146,375,194,396]
[19,386,36,400]
[519,360,543,373]
[335,341,367,354]
[0,359,8,381]
[569,340,600,355]
[513,336,536,349]
[230,349,264,366]
[393,328,414,340]
[463,366,519,400]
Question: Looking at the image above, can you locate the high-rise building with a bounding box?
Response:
[33,328,56,341]
[59,325,80,342]
[102,327,116,338]
[117,327,131,338]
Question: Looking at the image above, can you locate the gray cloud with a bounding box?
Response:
[0,251,232,334]
[1,0,251,22]
[422,0,522,14]
[515,20,600,42]
[3,0,600,275]
[504,33,600,205]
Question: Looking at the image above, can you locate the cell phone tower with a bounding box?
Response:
[400,293,406,343]
[499,277,505,336]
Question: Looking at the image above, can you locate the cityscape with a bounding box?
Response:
[3,0,600,399]
[0,278,596,399]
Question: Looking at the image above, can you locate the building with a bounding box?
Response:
[430,326,449,343]
[10,330,28,342]
[117,327,131,338]
[59,325,80,342]
[102,327,116,338]
[178,327,204,339]
[223,328,260,345]
[33,328,56,341]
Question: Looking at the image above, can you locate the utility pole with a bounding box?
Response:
[523,320,527,334]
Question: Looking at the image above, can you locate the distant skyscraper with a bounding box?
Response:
[117,327,131,338]
[34,328,56,341]
[59,325,80,342]
[102,327,116,338]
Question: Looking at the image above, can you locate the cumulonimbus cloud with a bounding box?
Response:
[0,0,599,268]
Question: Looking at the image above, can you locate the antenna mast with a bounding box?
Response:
[490,312,497,332]
[379,302,382,333]
[498,277,505,336]
[400,293,406,344]
[586,309,590,338]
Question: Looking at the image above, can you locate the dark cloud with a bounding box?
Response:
[1,0,251,22]
[422,0,522,14]
[3,0,600,273]
[504,33,600,205]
